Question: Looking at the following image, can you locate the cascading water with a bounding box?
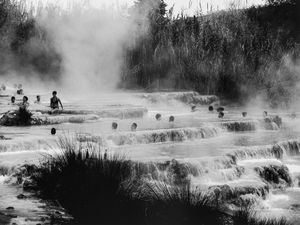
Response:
[1,90,300,224]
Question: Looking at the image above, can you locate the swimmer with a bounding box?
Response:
[50,91,63,111]
[19,96,29,110]
[51,128,56,135]
[112,122,118,130]
[242,112,247,117]
[208,106,214,112]
[35,95,41,104]
[131,123,137,131]
[155,113,162,121]
[169,116,175,122]
[10,96,16,105]
[218,111,224,118]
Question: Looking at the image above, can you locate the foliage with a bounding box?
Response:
[0,0,61,78]
[122,0,299,106]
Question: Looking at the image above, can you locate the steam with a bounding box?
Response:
[36,2,139,93]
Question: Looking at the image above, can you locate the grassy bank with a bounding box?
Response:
[22,137,290,225]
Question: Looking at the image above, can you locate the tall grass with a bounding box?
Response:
[27,136,290,225]
[121,0,298,106]
[31,136,143,224]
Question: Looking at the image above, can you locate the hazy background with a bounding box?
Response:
[23,0,265,14]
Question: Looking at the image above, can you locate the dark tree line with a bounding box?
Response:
[121,0,299,106]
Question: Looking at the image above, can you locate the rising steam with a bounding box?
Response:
[36,2,141,92]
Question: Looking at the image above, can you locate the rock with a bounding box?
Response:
[217,107,225,112]
[17,194,27,199]
[191,105,196,112]
[23,179,37,191]
[255,164,292,187]
[209,183,269,204]
[7,214,17,218]
[6,207,14,210]
[262,115,282,130]
[237,194,259,206]
[208,106,214,111]
[272,115,282,128]
[290,204,300,211]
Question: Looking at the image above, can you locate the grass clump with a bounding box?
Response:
[30,137,144,225]
[27,136,291,225]
[232,209,290,225]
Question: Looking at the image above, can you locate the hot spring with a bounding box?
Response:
[0,88,300,224]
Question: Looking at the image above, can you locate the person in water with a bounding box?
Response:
[10,96,16,105]
[50,91,63,110]
[131,123,137,131]
[16,84,23,95]
[19,96,29,110]
[35,95,41,104]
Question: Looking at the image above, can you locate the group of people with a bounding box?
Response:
[9,90,64,113]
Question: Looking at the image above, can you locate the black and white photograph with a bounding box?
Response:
[0,0,299,224]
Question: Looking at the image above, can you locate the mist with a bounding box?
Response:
[35,4,137,93]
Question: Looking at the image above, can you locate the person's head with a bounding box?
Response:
[155,113,162,121]
[208,106,214,111]
[36,95,41,101]
[23,96,28,102]
[218,111,224,118]
[112,122,118,130]
[242,112,247,117]
[51,128,56,135]
[52,91,57,97]
[169,116,175,122]
[11,96,15,103]
[131,123,137,131]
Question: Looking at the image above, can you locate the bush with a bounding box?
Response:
[121,0,298,106]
